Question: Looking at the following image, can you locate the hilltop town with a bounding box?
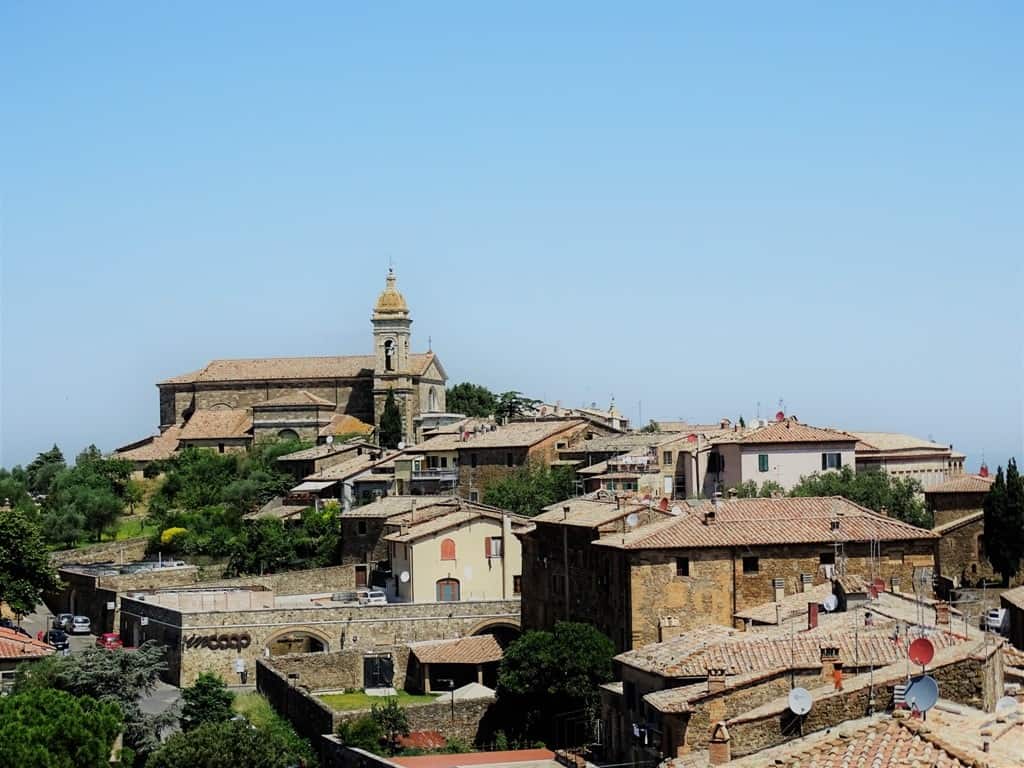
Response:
[2,271,1022,767]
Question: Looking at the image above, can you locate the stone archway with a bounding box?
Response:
[468,619,521,648]
[264,626,331,657]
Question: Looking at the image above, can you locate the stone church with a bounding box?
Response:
[116,270,447,461]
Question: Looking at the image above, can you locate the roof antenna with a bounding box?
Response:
[428,335,432,352]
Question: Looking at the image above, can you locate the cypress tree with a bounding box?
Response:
[379,391,403,449]
[983,459,1023,584]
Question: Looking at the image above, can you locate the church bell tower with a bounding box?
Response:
[372,268,414,441]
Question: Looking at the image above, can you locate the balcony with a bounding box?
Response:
[412,468,458,482]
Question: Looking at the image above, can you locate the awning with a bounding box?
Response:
[290,480,339,493]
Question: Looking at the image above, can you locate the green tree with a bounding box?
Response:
[125,479,146,514]
[379,390,403,449]
[0,507,61,616]
[497,622,614,744]
[789,466,928,527]
[371,697,410,754]
[226,518,298,576]
[983,460,1024,584]
[483,462,575,517]
[730,480,759,498]
[639,420,659,434]
[15,641,174,758]
[0,466,33,510]
[494,391,540,423]
[145,719,315,768]
[181,673,236,731]
[26,444,67,495]
[446,382,498,417]
[758,480,784,497]
[336,714,384,753]
[0,688,122,768]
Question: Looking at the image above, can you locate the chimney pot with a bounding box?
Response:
[706,667,727,694]
[708,722,731,766]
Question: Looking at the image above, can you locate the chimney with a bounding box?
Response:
[410,499,417,522]
[708,723,731,766]
[719,418,730,429]
[890,576,901,593]
[773,578,785,603]
[807,602,819,630]
[706,667,727,694]
[799,573,813,592]
[704,507,716,525]
[727,487,738,498]
[935,601,951,626]
[820,645,843,689]
[563,505,571,521]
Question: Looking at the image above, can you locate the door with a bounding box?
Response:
[436,578,460,602]
[355,566,368,588]
[363,654,394,688]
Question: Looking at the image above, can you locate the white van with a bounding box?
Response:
[357,589,388,606]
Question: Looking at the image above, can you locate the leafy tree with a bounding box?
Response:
[371,697,410,754]
[497,622,614,744]
[145,719,315,768]
[638,420,659,434]
[0,508,61,616]
[789,466,928,527]
[336,714,384,753]
[483,462,575,517]
[0,688,122,768]
[226,518,298,576]
[730,480,759,498]
[759,480,784,497]
[26,444,66,495]
[15,641,175,758]
[494,391,541,423]
[984,460,1024,584]
[125,479,146,514]
[181,673,235,731]
[446,382,498,417]
[379,390,403,449]
[0,466,33,510]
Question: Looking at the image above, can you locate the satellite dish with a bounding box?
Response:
[904,675,939,712]
[397,441,405,450]
[995,696,1018,717]
[822,594,839,613]
[326,435,334,445]
[908,637,935,667]
[625,513,640,528]
[670,505,683,517]
[788,687,812,716]
[399,571,410,583]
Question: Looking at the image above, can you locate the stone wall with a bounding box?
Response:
[263,647,416,694]
[200,564,357,595]
[936,517,995,586]
[929,492,986,528]
[50,537,149,567]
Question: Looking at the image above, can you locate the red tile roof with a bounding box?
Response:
[408,635,504,665]
[159,353,436,385]
[390,749,555,768]
[714,419,856,445]
[594,496,935,550]
[178,409,252,440]
[926,475,994,494]
[0,627,56,660]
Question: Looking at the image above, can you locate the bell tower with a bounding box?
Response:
[371,268,414,440]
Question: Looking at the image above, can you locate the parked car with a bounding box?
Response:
[42,629,70,651]
[357,589,388,606]
[95,632,123,650]
[55,613,74,631]
[985,608,1007,633]
[69,615,91,635]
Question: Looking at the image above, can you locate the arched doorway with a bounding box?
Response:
[470,620,521,648]
[265,628,329,656]
[436,578,460,602]
[277,428,300,442]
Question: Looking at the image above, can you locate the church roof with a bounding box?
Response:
[159,352,437,385]
[319,413,375,438]
[114,425,183,462]
[373,267,409,316]
[252,390,336,408]
[178,409,253,440]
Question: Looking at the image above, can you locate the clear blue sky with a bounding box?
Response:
[1,2,1021,469]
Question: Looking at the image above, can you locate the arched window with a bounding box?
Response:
[428,386,438,412]
[440,538,456,561]
[436,578,460,602]
[384,339,395,371]
[277,429,300,442]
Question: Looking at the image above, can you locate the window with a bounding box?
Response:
[277,428,300,442]
[440,538,456,561]
[384,339,395,371]
[977,535,985,558]
[819,552,835,565]
[357,521,368,536]
[428,387,438,412]
[506,452,514,468]
[440,456,448,468]
[469,490,479,502]
[758,454,769,472]
[471,454,478,468]
[708,453,725,473]
[556,441,568,450]
[218,443,225,454]
[742,556,759,574]
[513,575,522,594]
[663,451,673,465]
[436,578,460,602]
[675,557,690,577]
[822,452,842,470]
[486,537,503,558]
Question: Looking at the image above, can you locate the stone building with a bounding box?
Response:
[926,471,994,527]
[853,431,966,490]
[116,269,446,461]
[519,496,937,651]
[928,472,995,591]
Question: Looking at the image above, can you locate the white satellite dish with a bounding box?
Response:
[326,435,334,445]
[788,687,813,716]
[625,513,640,528]
[670,505,683,517]
[995,696,1018,717]
[399,571,410,583]
[905,675,939,713]
[822,594,839,613]
[398,441,406,450]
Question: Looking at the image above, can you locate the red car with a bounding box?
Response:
[95,632,123,650]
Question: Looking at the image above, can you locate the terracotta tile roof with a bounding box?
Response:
[420,420,586,451]
[277,441,375,462]
[0,627,55,660]
[853,431,954,454]
[390,749,555,768]
[593,496,936,550]
[725,717,977,768]
[733,582,836,624]
[533,497,651,528]
[178,409,252,441]
[383,505,533,543]
[159,353,436,385]
[560,433,684,454]
[926,474,994,494]
[341,496,460,519]
[252,390,335,408]
[932,510,984,534]
[1001,584,1024,610]
[308,451,395,481]
[408,634,503,665]
[713,418,857,445]
[114,425,183,462]
[318,413,375,438]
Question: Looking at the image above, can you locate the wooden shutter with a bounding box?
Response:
[484,537,492,558]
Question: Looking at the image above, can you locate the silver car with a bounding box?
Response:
[70,615,92,634]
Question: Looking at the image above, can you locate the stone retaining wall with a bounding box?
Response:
[50,537,149,567]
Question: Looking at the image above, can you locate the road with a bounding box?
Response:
[21,605,182,717]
